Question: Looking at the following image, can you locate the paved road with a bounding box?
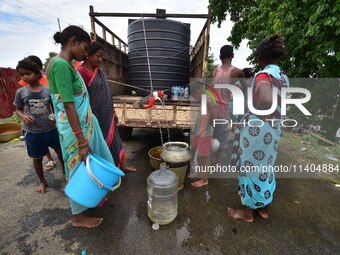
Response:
[0,129,339,254]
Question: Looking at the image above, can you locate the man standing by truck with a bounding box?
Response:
[211,45,247,166]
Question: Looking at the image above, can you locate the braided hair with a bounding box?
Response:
[256,34,287,63]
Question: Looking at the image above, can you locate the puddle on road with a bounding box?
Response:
[21,215,40,232]
[16,234,37,255]
[16,170,64,190]
[41,208,69,227]
[16,172,36,188]
[176,218,190,247]
[15,208,70,255]
[20,208,69,233]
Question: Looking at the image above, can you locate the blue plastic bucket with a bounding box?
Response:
[64,154,125,208]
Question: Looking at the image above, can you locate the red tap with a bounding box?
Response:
[158,90,164,99]
[143,90,165,109]
[143,96,156,109]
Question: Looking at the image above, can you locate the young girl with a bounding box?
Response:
[77,42,135,172]
[228,34,289,222]
[18,55,55,171]
[46,25,116,228]
[14,57,64,193]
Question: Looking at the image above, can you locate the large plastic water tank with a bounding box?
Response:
[128,18,190,95]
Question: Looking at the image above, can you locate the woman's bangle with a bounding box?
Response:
[78,140,88,149]
[72,129,83,135]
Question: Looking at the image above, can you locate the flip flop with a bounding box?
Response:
[45,160,56,171]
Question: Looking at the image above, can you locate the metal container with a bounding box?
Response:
[160,141,190,168]
[160,141,190,190]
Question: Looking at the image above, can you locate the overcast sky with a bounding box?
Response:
[0,0,252,69]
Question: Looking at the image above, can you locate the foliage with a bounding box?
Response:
[206,52,219,78]
[209,0,340,140]
[209,0,340,77]
[0,114,22,124]
[9,114,22,123]
[44,52,58,70]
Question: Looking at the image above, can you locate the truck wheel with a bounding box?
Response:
[118,127,133,140]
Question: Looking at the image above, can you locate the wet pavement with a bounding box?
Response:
[0,128,339,254]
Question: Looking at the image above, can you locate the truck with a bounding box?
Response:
[88,5,210,138]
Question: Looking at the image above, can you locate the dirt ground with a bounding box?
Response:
[0,129,339,254]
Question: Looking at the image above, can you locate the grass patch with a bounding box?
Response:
[281,131,339,165]
[0,114,22,124]
[333,145,340,155]
[300,134,319,147]
[324,177,340,185]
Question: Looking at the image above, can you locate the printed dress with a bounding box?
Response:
[48,58,114,214]
[231,64,289,209]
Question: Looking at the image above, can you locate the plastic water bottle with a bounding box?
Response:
[172,86,179,100]
[171,86,175,100]
[180,87,184,100]
[184,86,189,100]
[147,163,178,225]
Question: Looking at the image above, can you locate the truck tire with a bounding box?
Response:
[118,127,133,140]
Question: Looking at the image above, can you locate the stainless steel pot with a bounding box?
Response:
[160,141,190,168]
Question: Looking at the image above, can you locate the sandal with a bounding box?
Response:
[45,160,56,171]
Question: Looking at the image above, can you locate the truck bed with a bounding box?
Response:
[113,95,198,129]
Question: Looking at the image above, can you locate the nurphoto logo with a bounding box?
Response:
[201,84,312,128]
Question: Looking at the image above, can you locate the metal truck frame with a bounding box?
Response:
[89,5,210,137]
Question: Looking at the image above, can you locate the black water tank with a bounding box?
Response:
[128,18,190,95]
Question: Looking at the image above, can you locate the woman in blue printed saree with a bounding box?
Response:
[47,26,114,228]
[228,34,289,222]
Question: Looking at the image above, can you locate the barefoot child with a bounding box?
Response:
[18,55,56,171]
[190,81,216,188]
[14,57,64,193]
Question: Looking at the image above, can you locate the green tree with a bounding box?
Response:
[209,0,340,140]
[209,0,340,77]
[206,52,219,78]
[44,52,57,70]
